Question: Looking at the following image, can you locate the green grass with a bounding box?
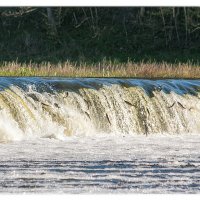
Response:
[0,60,200,78]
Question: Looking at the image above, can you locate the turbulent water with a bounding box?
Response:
[0,77,200,193]
[1,135,200,194]
[0,77,200,141]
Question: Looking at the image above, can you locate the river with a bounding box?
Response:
[0,77,200,193]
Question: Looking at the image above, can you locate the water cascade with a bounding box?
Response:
[0,78,200,142]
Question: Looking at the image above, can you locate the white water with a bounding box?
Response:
[0,78,200,193]
[0,135,200,193]
[0,78,200,141]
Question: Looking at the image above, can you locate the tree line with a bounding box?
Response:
[0,7,199,63]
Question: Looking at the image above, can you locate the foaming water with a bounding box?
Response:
[0,78,200,193]
[0,135,200,193]
[0,78,200,142]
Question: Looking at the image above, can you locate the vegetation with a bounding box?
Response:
[0,7,200,77]
[0,60,200,78]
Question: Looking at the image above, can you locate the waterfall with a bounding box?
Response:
[0,77,200,142]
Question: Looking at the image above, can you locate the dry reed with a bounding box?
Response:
[0,60,199,78]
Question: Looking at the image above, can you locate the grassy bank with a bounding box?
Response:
[1,7,200,78]
[0,60,200,78]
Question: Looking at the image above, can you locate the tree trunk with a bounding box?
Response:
[46,7,57,35]
[183,7,188,46]
[173,7,180,45]
[160,8,168,47]
[140,7,145,17]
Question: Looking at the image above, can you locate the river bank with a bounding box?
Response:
[0,61,200,78]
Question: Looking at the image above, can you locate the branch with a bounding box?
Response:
[1,8,37,17]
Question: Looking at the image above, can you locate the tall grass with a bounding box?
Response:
[0,60,200,78]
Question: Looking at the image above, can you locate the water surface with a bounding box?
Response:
[0,78,200,193]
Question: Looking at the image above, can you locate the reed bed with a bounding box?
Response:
[0,60,200,78]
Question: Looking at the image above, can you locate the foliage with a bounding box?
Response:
[0,7,200,64]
